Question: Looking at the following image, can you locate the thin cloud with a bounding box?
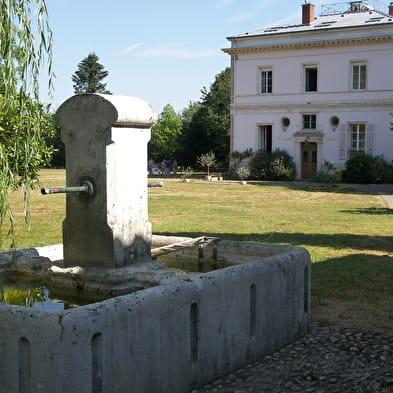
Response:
[123,42,143,54]
[138,42,218,59]
[225,12,254,24]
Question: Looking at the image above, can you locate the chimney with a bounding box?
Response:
[389,2,393,15]
[302,2,315,25]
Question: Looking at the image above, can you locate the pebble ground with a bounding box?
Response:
[191,322,393,393]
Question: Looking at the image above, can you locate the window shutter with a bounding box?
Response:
[366,124,375,156]
[338,124,347,160]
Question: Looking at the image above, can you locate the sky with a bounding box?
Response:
[40,0,327,114]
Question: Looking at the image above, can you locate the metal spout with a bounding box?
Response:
[41,180,162,197]
[41,180,95,196]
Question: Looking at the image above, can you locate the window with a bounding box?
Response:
[304,66,318,92]
[260,68,272,94]
[350,123,366,153]
[330,116,340,128]
[352,62,367,90]
[339,123,375,160]
[258,125,272,152]
[303,114,317,129]
[281,117,290,127]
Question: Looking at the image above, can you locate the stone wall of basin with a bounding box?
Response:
[0,240,311,393]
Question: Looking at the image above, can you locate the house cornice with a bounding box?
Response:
[232,98,393,111]
[222,35,393,54]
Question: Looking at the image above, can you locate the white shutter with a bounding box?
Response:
[338,124,348,160]
[366,124,375,156]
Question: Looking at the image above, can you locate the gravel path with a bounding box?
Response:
[192,322,393,393]
[341,183,393,208]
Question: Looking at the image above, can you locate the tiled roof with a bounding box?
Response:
[229,8,393,39]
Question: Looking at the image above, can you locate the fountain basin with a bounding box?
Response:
[0,235,310,393]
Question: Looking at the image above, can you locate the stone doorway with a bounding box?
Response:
[301,142,317,179]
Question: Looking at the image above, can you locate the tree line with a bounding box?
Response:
[149,67,230,168]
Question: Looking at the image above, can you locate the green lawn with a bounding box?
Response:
[2,169,392,333]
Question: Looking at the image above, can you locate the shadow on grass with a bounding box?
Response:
[311,253,393,295]
[247,181,393,199]
[340,207,393,215]
[155,231,393,253]
[311,253,393,334]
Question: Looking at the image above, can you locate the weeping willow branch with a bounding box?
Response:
[0,0,54,249]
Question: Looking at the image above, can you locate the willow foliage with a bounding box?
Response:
[0,0,54,248]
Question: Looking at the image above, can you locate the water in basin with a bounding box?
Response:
[158,255,236,273]
[0,251,249,309]
[0,272,112,310]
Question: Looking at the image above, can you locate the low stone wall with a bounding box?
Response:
[0,240,311,393]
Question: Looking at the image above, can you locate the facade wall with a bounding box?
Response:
[230,38,393,178]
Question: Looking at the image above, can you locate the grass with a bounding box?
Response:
[1,169,392,334]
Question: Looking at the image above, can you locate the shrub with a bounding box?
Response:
[226,166,237,179]
[236,167,250,180]
[371,155,393,183]
[181,166,193,179]
[315,160,342,187]
[343,153,393,184]
[231,149,254,162]
[249,149,296,181]
[342,153,374,183]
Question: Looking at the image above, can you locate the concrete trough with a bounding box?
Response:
[0,236,311,393]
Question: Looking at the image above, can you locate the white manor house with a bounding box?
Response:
[223,1,393,179]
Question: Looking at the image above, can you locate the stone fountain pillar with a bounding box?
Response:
[56,94,157,268]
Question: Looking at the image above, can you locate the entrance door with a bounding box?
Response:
[258,125,272,152]
[301,142,317,179]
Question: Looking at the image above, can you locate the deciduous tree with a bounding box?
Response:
[150,104,182,160]
[197,151,216,177]
[181,68,230,166]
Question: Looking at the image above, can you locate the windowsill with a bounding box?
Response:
[348,150,366,157]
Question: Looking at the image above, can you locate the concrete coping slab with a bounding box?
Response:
[0,235,307,296]
[56,93,158,130]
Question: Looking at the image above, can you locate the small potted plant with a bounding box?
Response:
[236,167,250,185]
[181,166,193,182]
[197,152,216,181]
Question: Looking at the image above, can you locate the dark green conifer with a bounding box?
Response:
[72,53,111,94]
